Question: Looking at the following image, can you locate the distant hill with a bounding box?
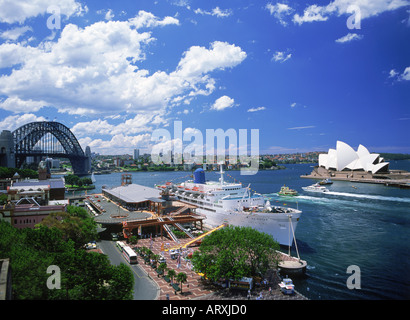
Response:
[379,153,410,161]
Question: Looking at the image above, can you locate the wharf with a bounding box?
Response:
[302,174,410,188]
[301,166,410,188]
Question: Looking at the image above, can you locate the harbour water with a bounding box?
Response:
[70,160,410,300]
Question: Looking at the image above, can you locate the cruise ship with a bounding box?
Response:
[155,166,302,246]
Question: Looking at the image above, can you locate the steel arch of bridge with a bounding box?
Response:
[12,121,89,175]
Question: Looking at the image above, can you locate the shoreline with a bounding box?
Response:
[301,174,410,188]
[302,165,410,188]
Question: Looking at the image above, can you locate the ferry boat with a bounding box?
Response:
[278,185,298,196]
[302,183,329,193]
[155,166,302,247]
[319,178,333,185]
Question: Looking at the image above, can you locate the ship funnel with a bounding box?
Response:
[193,168,206,184]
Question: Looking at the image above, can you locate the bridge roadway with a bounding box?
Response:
[98,239,159,300]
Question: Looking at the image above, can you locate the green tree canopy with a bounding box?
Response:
[191,226,280,282]
[38,206,98,248]
[0,166,38,179]
[0,219,134,300]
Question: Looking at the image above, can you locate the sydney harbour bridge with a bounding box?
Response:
[0,121,91,175]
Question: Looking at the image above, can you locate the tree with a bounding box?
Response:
[176,272,187,293]
[39,206,98,248]
[151,253,160,268]
[81,177,93,186]
[64,174,80,186]
[106,263,134,300]
[157,262,167,277]
[0,220,53,299]
[128,235,138,245]
[0,220,134,300]
[0,166,37,179]
[0,193,7,204]
[191,226,280,283]
[167,269,176,284]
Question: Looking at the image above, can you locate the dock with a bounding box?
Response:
[126,234,308,300]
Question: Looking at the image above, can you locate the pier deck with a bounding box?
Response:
[127,235,307,300]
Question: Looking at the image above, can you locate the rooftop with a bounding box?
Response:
[12,178,65,189]
[103,183,160,204]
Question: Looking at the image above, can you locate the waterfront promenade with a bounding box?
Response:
[128,237,308,300]
[302,166,410,188]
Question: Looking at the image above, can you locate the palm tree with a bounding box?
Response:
[151,253,160,268]
[176,272,187,293]
[157,262,167,277]
[167,269,176,284]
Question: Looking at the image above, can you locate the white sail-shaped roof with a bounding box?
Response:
[371,162,389,174]
[357,144,370,158]
[359,154,379,171]
[336,141,358,171]
[345,158,362,170]
[327,148,337,170]
[318,153,328,168]
[319,141,389,173]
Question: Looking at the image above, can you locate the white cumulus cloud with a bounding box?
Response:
[293,4,329,25]
[0,26,32,41]
[247,107,266,112]
[272,50,292,63]
[128,10,179,28]
[401,67,410,80]
[0,114,47,131]
[194,7,232,18]
[292,0,410,25]
[211,95,235,111]
[266,3,294,26]
[0,15,246,117]
[335,33,363,43]
[0,0,87,24]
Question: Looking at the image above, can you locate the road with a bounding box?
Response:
[98,240,159,300]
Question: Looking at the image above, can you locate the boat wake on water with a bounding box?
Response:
[321,191,410,203]
[265,191,410,204]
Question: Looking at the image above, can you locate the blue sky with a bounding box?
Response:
[0,0,409,156]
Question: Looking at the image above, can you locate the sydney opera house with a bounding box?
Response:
[318,141,389,174]
[302,141,410,186]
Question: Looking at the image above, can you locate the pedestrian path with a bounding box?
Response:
[130,238,214,300]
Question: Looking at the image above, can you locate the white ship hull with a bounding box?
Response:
[193,206,301,247]
[156,166,302,247]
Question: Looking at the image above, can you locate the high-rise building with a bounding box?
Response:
[135,148,140,160]
[0,130,15,168]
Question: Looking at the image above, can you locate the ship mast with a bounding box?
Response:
[219,163,224,186]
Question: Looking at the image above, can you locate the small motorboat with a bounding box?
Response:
[302,183,329,193]
[278,185,298,196]
[319,178,333,185]
[279,277,295,295]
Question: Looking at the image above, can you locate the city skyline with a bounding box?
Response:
[0,0,409,156]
